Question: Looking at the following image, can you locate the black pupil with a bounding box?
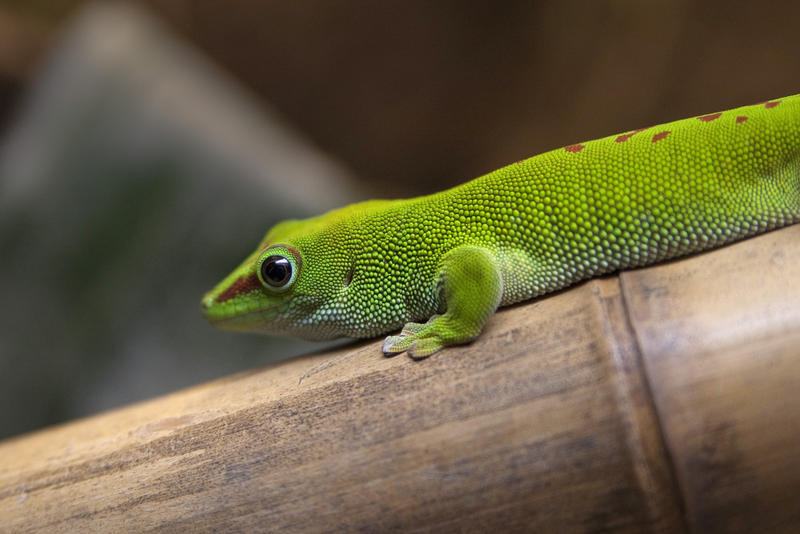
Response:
[261,256,292,287]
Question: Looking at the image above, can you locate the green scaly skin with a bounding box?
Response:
[202,95,800,359]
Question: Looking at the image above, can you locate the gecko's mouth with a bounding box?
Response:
[200,291,322,334]
[201,304,285,332]
[200,290,287,329]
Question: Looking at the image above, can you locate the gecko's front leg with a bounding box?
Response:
[382,245,503,359]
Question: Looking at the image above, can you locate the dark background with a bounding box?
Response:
[6,1,800,194]
[1,1,800,439]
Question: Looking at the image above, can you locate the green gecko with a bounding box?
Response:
[202,95,800,359]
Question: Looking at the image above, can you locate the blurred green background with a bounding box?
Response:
[1,0,799,440]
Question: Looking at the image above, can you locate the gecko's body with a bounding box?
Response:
[203,95,800,358]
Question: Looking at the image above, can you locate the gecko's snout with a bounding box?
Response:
[200,294,215,314]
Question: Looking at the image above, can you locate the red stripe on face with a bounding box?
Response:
[764,100,781,109]
[736,116,748,123]
[216,273,261,303]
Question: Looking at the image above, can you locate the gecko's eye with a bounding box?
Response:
[256,245,301,292]
[261,256,292,287]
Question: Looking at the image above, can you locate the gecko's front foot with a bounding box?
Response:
[382,315,445,359]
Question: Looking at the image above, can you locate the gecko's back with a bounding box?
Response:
[410,95,800,303]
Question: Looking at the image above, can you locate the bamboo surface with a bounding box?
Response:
[1,225,799,533]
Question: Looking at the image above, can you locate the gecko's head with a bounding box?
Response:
[201,218,350,341]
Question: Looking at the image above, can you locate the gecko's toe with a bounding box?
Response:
[382,335,411,356]
[383,316,447,358]
[406,337,444,360]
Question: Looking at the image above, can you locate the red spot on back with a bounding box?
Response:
[697,112,722,122]
[764,100,781,109]
[652,131,671,143]
[564,144,585,153]
[736,116,748,123]
[615,127,649,143]
[216,273,261,303]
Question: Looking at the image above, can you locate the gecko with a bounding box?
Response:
[202,95,800,359]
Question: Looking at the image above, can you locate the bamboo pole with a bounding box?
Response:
[1,225,799,533]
